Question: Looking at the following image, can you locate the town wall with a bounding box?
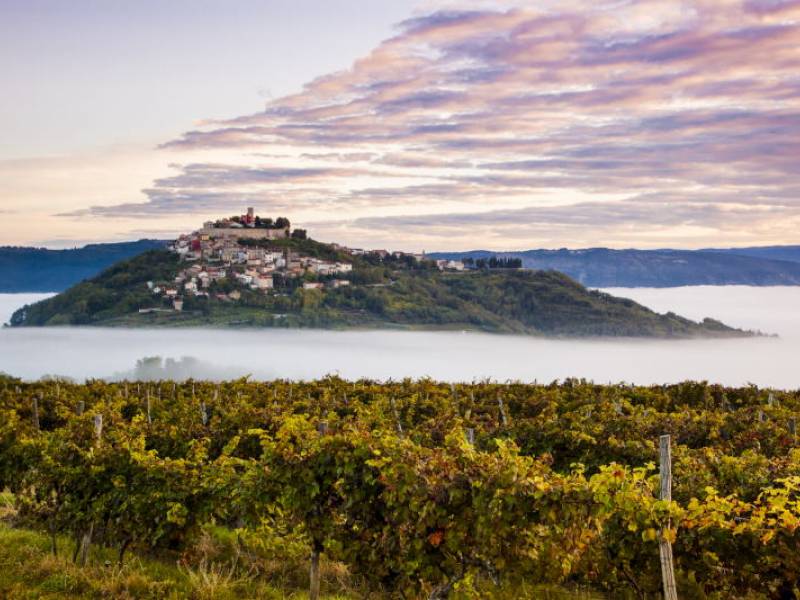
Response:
[200,227,289,240]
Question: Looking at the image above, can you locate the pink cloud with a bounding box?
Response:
[82,1,800,249]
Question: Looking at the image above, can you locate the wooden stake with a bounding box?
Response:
[390,396,403,437]
[76,401,85,416]
[309,547,321,600]
[94,414,103,442]
[465,428,475,446]
[32,396,40,431]
[77,522,94,567]
[498,395,508,427]
[659,434,678,600]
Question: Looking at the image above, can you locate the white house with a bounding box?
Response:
[253,275,274,290]
[335,262,353,273]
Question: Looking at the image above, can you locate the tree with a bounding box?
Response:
[291,229,307,240]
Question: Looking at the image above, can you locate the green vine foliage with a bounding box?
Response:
[1,375,799,598]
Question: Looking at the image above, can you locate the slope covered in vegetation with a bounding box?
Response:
[0,240,167,292]
[10,238,746,337]
[1,377,798,598]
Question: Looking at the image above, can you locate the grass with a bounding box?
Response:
[0,497,601,599]
[0,520,352,599]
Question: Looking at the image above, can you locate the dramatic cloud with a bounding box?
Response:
[77,0,800,249]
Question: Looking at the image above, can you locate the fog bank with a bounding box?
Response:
[0,287,798,388]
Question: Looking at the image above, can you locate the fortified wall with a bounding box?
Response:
[199,226,290,240]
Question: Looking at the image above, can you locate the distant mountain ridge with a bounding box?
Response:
[0,240,168,292]
[701,245,800,264]
[429,245,800,288]
[2,240,798,292]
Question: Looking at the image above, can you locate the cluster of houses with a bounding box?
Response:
[144,210,354,312]
[138,208,493,314]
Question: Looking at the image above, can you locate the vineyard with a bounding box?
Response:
[1,375,799,599]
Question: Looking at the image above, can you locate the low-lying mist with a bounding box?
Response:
[0,286,798,388]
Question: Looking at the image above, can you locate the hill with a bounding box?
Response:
[0,240,168,292]
[429,246,800,287]
[10,236,747,338]
[703,245,800,264]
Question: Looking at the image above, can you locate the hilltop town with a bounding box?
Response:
[150,208,426,312]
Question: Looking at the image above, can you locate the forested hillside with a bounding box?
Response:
[10,239,746,338]
[0,240,167,292]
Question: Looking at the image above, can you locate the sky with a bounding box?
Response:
[1,0,799,251]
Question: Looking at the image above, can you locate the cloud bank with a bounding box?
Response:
[77,0,800,249]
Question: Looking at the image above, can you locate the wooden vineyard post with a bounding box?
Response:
[465,427,475,446]
[659,435,678,600]
[94,414,103,443]
[76,414,103,567]
[76,400,85,416]
[77,522,94,567]
[498,395,508,427]
[310,547,321,600]
[308,420,329,600]
[790,417,797,442]
[32,396,40,431]
[146,390,152,424]
[390,396,403,437]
